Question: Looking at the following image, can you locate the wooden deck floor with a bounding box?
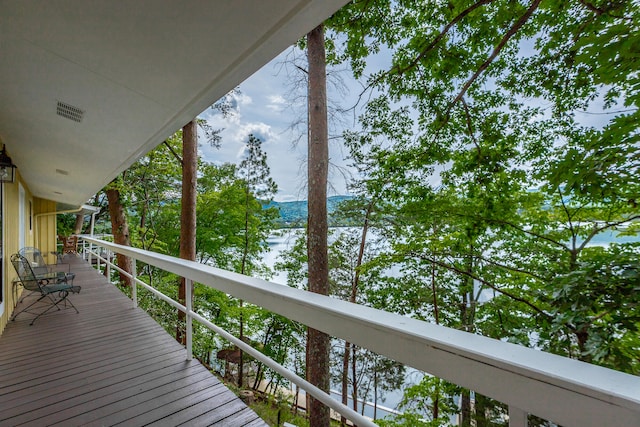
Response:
[0,256,267,427]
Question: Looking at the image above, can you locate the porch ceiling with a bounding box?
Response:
[0,0,346,206]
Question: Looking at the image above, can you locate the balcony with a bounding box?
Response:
[0,255,266,426]
[3,236,639,427]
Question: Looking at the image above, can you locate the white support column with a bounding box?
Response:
[106,249,111,283]
[185,278,193,361]
[131,259,137,308]
[89,212,96,236]
[509,405,528,427]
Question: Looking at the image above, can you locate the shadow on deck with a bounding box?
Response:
[0,255,267,427]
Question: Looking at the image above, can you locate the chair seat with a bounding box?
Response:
[43,283,81,294]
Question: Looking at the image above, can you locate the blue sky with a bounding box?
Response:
[198,48,361,202]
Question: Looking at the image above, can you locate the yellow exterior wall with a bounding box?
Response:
[34,198,58,265]
[0,172,57,335]
[1,174,23,333]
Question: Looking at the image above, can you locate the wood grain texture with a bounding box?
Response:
[0,255,267,426]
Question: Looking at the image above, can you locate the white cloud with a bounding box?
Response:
[233,91,253,108]
[266,94,287,112]
[231,122,274,146]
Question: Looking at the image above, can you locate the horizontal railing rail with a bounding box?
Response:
[80,235,640,427]
[82,237,375,427]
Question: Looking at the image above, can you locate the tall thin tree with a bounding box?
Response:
[177,120,198,344]
[106,177,133,287]
[237,133,277,387]
[306,23,331,427]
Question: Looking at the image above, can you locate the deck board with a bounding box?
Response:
[0,255,268,427]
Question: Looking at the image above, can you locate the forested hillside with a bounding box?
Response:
[265,195,354,227]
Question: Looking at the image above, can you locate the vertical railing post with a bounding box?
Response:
[131,258,137,308]
[509,406,527,427]
[96,248,101,272]
[106,248,111,283]
[185,278,193,361]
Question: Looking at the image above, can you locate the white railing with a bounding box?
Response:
[80,236,640,427]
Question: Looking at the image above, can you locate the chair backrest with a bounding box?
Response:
[11,253,44,293]
[60,235,78,254]
[18,247,49,275]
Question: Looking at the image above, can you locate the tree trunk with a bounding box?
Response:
[340,200,374,425]
[106,184,133,287]
[460,389,472,427]
[373,367,378,420]
[431,258,442,421]
[340,341,350,426]
[238,181,251,388]
[73,213,84,234]
[351,344,358,413]
[306,23,331,427]
[433,377,440,421]
[177,120,197,345]
[475,393,488,427]
[460,242,475,426]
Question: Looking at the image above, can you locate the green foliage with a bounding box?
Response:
[377,376,458,427]
[274,230,309,289]
[56,213,76,237]
[264,196,356,228]
[275,218,410,417]
[103,134,183,253]
[331,0,640,361]
[325,0,640,423]
[95,122,286,393]
[549,243,640,372]
[236,134,279,276]
[249,396,311,427]
[250,309,306,391]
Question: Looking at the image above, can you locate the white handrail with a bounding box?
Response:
[81,236,640,427]
[191,304,375,426]
[85,246,376,427]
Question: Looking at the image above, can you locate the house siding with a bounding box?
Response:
[34,198,58,265]
[1,175,22,333]
[0,172,57,335]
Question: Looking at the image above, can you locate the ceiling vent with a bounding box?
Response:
[56,101,84,123]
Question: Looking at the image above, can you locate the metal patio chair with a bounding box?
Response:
[19,246,71,274]
[10,253,81,325]
[16,246,75,303]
